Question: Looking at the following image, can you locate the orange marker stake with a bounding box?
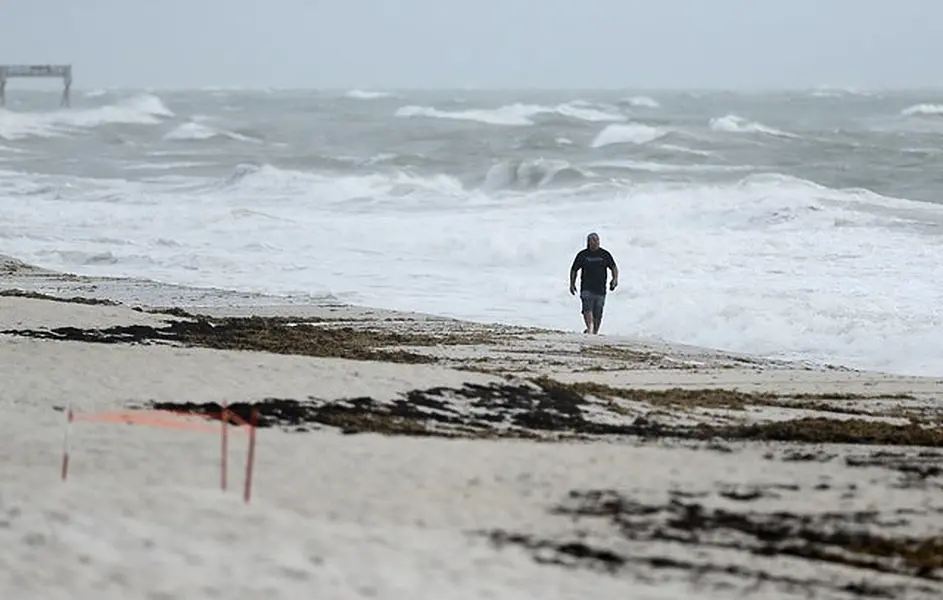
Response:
[60,402,73,481]
[221,400,229,491]
[244,408,258,504]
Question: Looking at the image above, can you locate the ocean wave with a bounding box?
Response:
[587,159,754,174]
[50,249,124,266]
[395,104,534,126]
[0,93,174,140]
[709,115,798,138]
[901,103,943,117]
[206,163,466,207]
[482,158,590,190]
[590,123,667,147]
[345,89,397,100]
[163,121,261,143]
[658,144,714,157]
[0,143,29,155]
[553,100,627,122]
[124,161,213,171]
[395,101,625,126]
[808,86,874,98]
[619,96,660,108]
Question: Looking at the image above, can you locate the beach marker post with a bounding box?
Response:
[60,401,73,481]
[244,408,258,504]
[58,401,259,503]
[221,400,229,491]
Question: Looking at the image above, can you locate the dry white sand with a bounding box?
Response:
[2,268,942,599]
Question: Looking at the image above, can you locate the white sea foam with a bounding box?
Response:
[901,103,943,116]
[3,164,943,376]
[552,102,626,122]
[659,144,714,157]
[0,94,174,140]
[395,102,625,126]
[355,90,397,100]
[590,123,666,147]
[809,86,874,98]
[482,158,589,190]
[163,121,260,143]
[346,89,397,99]
[396,104,535,126]
[0,144,28,154]
[125,161,212,171]
[709,115,797,139]
[586,159,754,173]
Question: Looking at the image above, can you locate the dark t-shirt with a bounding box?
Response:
[571,248,616,295]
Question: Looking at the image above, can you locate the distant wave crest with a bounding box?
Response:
[208,163,466,207]
[901,103,943,117]
[163,121,261,143]
[0,93,174,140]
[395,101,625,126]
[709,114,798,138]
[590,123,666,147]
[619,96,660,108]
[345,89,397,100]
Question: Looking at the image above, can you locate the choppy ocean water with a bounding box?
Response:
[2,86,943,375]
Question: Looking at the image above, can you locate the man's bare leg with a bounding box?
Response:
[582,311,594,333]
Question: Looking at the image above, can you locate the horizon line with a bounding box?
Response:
[5,84,943,93]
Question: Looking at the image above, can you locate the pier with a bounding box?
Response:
[0,64,72,107]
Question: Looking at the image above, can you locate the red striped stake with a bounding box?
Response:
[60,402,73,481]
[243,408,257,503]
[221,400,229,491]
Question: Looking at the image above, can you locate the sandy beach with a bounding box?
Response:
[2,254,942,600]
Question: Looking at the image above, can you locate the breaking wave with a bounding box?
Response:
[163,121,261,143]
[709,115,798,138]
[901,104,943,117]
[0,94,174,140]
[482,158,589,190]
[395,102,625,126]
[590,123,667,147]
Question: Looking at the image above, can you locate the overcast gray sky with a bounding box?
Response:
[0,0,938,89]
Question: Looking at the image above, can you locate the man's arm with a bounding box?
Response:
[569,253,582,294]
[608,253,619,290]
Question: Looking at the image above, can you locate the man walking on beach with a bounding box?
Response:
[569,232,619,334]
